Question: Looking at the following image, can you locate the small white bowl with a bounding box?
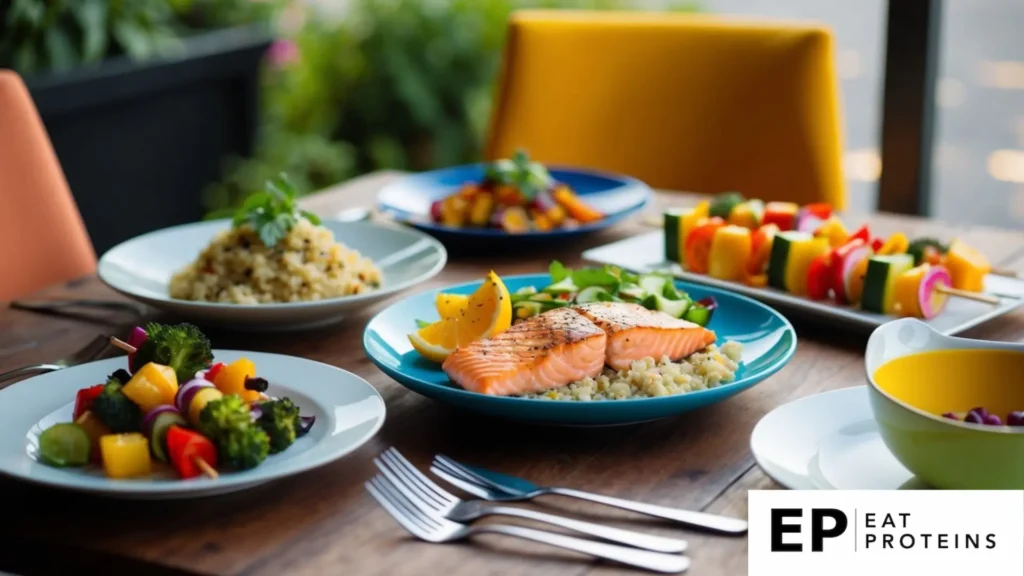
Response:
[98,219,447,331]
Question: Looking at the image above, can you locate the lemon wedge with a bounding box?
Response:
[435,292,469,319]
[408,271,513,363]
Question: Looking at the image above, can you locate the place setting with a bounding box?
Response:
[365,447,747,574]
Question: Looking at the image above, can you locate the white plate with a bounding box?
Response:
[98,219,447,331]
[0,351,385,499]
[583,231,1024,335]
[750,386,927,490]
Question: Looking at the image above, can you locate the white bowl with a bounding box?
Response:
[98,219,447,331]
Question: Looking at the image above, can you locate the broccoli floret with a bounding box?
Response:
[91,377,141,432]
[197,394,251,439]
[133,322,214,383]
[257,398,301,453]
[198,395,270,470]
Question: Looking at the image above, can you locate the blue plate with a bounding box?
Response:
[363,274,797,426]
[376,164,651,242]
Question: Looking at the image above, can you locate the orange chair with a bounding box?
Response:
[0,70,96,301]
[485,11,846,209]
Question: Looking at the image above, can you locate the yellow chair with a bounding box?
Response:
[485,11,846,209]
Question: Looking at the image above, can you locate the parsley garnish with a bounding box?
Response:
[483,149,552,201]
[233,173,321,248]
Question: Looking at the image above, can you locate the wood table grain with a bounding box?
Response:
[2,174,1023,576]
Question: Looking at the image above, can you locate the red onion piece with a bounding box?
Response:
[298,415,316,437]
[176,379,213,413]
[142,405,179,438]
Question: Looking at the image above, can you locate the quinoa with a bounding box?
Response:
[169,219,382,304]
[522,341,743,401]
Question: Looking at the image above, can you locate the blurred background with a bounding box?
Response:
[3,0,1022,254]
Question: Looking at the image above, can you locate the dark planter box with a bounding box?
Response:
[26,24,273,255]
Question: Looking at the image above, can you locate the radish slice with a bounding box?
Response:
[142,405,179,438]
[795,209,825,234]
[175,379,213,413]
[841,245,872,301]
[918,266,953,319]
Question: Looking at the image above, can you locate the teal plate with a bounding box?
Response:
[363,274,796,426]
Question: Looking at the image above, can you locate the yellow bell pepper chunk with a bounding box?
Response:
[678,201,711,265]
[468,192,494,227]
[100,433,152,479]
[189,387,224,426]
[877,232,909,255]
[745,274,769,288]
[814,216,849,248]
[708,225,753,282]
[945,239,990,292]
[213,358,259,402]
[846,256,870,305]
[727,201,763,229]
[893,265,927,318]
[122,363,178,413]
[785,237,831,296]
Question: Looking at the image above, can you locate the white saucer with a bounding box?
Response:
[750,386,929,490]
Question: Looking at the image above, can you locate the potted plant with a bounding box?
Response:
[1,0,276,253]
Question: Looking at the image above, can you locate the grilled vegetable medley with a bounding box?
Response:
[36,323,315,479]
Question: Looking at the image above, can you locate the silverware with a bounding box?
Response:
[366,473,690,574]
[376,448,686,553]
[0,334,111,386]
[11,299,146,317]
[433,455,748,535]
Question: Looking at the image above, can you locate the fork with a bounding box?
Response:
[0,335,111,386]
[366,474,691,573]
[432,455,748,535]
[11,299,147,317]
[376,448,686,553]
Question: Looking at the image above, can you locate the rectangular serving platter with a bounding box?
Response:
[582,231,1024,335]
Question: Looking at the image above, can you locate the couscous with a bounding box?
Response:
[522,341,743,401]
[169,219,381,304]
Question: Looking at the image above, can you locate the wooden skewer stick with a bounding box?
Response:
[194,457,219,479]
[109,337,137,354]
[936,285,1001,305]
[991,268,1019,278]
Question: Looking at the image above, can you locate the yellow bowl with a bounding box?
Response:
[865,318,1024,489]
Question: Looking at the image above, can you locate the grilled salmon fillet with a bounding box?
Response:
[572,302,717,371]
[442,307,606,396]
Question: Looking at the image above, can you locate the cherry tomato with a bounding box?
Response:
[684,217,725,274]
[806,253,833,301]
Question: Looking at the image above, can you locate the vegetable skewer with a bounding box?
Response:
[110,337,137,355]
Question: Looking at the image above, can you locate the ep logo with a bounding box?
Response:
[771,508,848,552]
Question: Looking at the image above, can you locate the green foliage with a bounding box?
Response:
[228,173,321,247]
[207,0,700,214]
[0,0,277,75]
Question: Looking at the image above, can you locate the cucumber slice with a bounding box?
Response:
[653,294,691,319]
[577,286,610,304]
[617,282,646,301]
[664,209,685,262]
[709,191,745,219]
[684,306,712,326]
[38,423,90,467]
[862,254,915,314]
[543,277,577,294]
[638,274,668,297]
[511,286,538,303]
[150,411,187,463]
[662,281,684,300]
[768,231,812,291]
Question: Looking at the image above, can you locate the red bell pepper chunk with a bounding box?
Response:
[167,425,218,479]
[849,224,871,244]
[806,253,833,301]
[763,202,799,231]
[204,362,226,383]
[803,203,832,220]
[72,384,105,421]
[871,237,885,252]
[684,217,726,274]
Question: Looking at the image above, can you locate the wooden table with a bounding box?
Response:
[2,172,1023,576]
